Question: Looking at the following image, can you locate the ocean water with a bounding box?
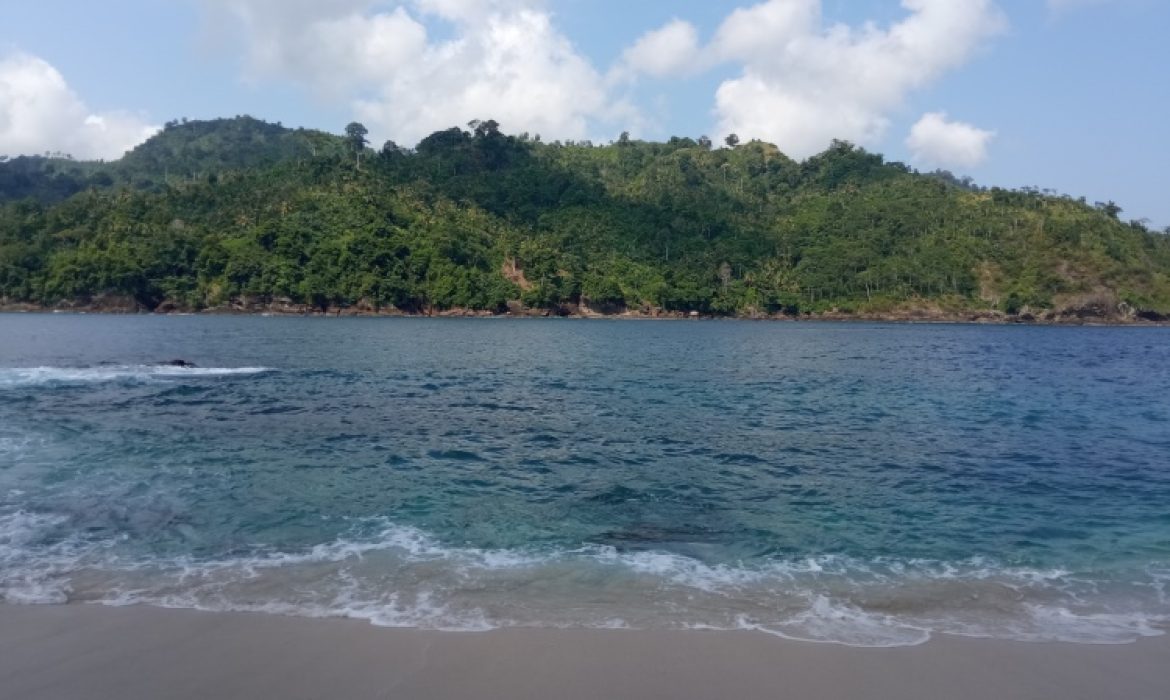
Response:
[1,314,1169,646]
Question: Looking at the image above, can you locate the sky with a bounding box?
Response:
[1,0,1167,226]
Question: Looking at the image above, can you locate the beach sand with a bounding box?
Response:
[1,604,1165,700]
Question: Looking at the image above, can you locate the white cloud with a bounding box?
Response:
[906,112,995,169]
[619,19,702,79]
[412,0,542,23]
[710,0,1006,159]
[206,0,1006,156]
[205,1,428,93]
[206,0,626,145]
[0,51,158,160]
[617,1,1005,160]
[358,9,621,144]
[709,0,820,63]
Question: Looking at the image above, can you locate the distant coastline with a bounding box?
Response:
[5,118,1170,333]
[3,299,1166,326]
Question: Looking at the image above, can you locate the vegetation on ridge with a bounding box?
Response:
[1,116,1168,318]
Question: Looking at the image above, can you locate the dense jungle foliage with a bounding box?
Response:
[2,116,1168,317]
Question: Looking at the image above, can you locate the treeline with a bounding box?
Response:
[1,116,1168,317]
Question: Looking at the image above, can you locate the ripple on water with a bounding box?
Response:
[1,319,1169,644]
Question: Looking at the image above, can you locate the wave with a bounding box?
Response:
[0,365,272,388]
[0,435,38,458]
[2,515,1166,646]
[0,511,88,605]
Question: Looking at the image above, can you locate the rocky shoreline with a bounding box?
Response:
[1,295,1166,326]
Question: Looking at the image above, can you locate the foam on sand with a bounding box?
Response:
[2,515,1165,646]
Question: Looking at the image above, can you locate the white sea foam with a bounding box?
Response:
[2,516,1165,646]
[737,596,933,647]
[0,365,272,388]
[0,512,77,604]
[0,436,35,465]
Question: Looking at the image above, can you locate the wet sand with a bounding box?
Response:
[1,604,1166,700]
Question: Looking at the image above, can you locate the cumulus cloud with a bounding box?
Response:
[621,0,1004,160]
[206,0,622,145]
[204,0,1006,157]
[205,1,427,92]
[906,112,995,168]
[709,0,820,62]
[0,51,159,160]
[711,0,1005,159]
[412,0,542,23]
[356,9,623,145]
[619,19,702,79]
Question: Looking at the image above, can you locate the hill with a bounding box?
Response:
[116,116,347,186]
[1,117,1168,322]
[0,116,346,204]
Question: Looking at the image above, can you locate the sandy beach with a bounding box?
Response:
[1,604,1165,700]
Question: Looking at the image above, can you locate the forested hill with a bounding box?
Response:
[0,117,346,203]
[2,116,1168,321]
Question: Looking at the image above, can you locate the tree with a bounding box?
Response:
[345,122,369,170]
[725,133,740,148]
[698,135,712,150]
[472,119,500,139]
[1095,200,1122,220]
[381,140,406,160]
[2,117,1169,321]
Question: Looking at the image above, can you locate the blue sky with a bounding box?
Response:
[1,0,1167,226]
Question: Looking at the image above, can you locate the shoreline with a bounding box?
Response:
[2,304,1167,327]
[2,604,1167,700]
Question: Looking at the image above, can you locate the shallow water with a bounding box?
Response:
[1,315,1168,645]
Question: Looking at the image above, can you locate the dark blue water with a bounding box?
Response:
[2,315,1168,645]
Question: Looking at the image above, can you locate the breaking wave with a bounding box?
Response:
[4,320,1170,648]
[0,366,272,387]
[2,515,1165,647]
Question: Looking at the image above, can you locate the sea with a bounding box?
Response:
[1,314,1168,647]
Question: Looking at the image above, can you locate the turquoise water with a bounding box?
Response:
[1,315,1168,646]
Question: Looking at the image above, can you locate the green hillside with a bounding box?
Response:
[1,117,1168,320]
[116,116,346,185]
[0,116,346,205]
